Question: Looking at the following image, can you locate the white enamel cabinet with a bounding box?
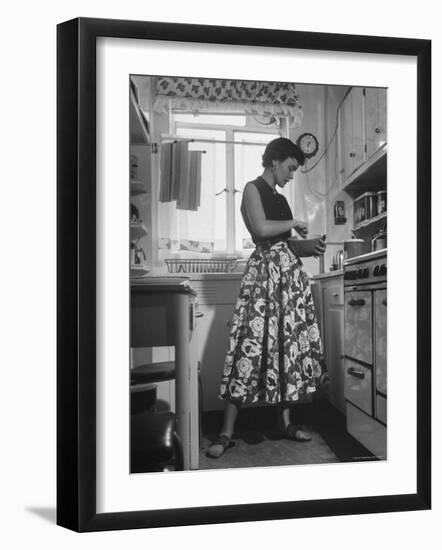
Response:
[191,277,240,412]
[338,87,387,189]
[339,87,365,182]
[364,88,387,161]
[312,273,345,414]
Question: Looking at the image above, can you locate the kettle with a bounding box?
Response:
[372,228,387,251]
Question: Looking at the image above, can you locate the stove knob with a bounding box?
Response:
[373,265,380,276]
[362,268,370,278]
[357,268,363,278]
[379,264,387,276]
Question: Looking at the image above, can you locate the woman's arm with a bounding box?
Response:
[242,182,308,238]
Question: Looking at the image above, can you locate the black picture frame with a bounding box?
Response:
[57,17,431,532]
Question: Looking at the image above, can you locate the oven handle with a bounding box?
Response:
[347,367,365,379]
[348,298,366,306]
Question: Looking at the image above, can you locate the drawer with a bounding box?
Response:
[344,358,372,415]
[346,402,387,459]
[324,284,344,307]
[191,279,240,305]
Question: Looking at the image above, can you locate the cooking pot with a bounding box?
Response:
[344,238,364,259]
[372,229,387,251]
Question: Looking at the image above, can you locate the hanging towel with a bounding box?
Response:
[160,141,191,203]
[177,150,202,211]
[159,142,174,202]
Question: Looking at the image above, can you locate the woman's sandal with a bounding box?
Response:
[206,434,233,458]
[285,424,312,442]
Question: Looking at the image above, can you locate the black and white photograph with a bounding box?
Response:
[2,0,439,545]
[51,12,433,536]
[128,74,388,474]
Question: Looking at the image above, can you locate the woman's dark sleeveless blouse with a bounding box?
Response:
[241,176,293,246]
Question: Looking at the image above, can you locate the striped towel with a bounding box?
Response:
[177,150,202,211]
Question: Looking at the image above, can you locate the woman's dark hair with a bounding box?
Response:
[262,137,305,168]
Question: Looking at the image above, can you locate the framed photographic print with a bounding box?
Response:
[57,17,431,532]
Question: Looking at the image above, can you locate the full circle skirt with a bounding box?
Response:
[219,241,328,405]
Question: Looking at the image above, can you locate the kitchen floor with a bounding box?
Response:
[198,401,376,470]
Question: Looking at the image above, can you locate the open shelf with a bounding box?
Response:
[130,221,148,241]
[354,211,387,231]
[343,147,387,199]
[130,180,148,196]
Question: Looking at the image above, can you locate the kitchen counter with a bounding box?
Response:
[311,269,343,281]
[134,271,244,281]
[131,276,197,295]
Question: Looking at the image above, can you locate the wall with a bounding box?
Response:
[323,85,355,268]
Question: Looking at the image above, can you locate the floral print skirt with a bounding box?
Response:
[219,241,327,405]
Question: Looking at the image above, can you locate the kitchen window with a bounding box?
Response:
[158,112,280,257]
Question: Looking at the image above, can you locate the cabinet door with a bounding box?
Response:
[323,282,345,413]
[374,289,387,395]
[339,87,365,180]
[195,303,236,411]
[344,290,372,364]
[364,88,387,160]
[324,306,345,413]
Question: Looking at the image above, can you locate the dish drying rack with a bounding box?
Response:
[165,258,237,274]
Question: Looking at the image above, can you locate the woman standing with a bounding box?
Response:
[207,137,327,458]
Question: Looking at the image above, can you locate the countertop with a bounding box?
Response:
[310,269,343,281]
[131,276,198,295]
[134,271,244,281]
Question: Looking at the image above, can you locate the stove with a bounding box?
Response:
[344,249,387,286]
[343,248,387,460]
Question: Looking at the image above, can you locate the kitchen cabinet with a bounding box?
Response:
[364,88,387,160]
[339,87,365,182]
[191,276,240,412]
[311,273,345,414]
[338,87,387,198]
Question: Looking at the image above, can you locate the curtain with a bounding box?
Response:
[153,77,303,125]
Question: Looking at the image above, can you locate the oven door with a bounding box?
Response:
[375,289,387,423]
[344,290,372,364]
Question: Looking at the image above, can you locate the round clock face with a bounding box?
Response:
[297,132,319,158]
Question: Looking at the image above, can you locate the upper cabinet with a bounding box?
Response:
[364,88,387,161]
[338,87,387,198]
[339,87,365,180]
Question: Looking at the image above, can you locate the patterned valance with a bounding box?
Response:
[153,77,303,123]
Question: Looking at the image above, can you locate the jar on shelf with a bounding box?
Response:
[377,189,387,214]
[353,192,377,225]
[130,154,138,180]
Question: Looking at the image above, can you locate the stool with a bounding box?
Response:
[131,360,204,451]
[130,382,157,415]
[130,410,184,473]
[131,360,203,425]
[131,361,175,385]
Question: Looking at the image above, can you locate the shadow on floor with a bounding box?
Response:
[199,400,376,470]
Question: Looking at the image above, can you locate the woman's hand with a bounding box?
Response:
[294,220,308,238]
[288,235,327,257]
[313,237,327,257]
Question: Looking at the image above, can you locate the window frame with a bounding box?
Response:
[171,112,284,255]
